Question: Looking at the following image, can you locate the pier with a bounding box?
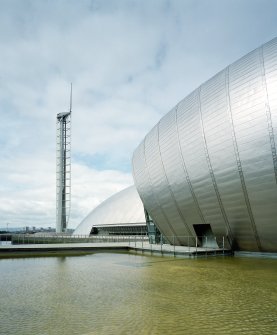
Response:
[0,238,232,258]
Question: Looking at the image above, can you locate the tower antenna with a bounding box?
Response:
[69,82,72,113]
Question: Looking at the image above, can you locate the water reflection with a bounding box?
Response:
[0,253,276,335]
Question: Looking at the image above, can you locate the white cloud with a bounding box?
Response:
[70,163,133,228]
[0,153,132,229]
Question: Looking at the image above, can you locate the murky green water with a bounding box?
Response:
[0,253,276,335]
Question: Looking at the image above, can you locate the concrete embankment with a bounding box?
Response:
[0,243,130,257]
[0,242,232,258]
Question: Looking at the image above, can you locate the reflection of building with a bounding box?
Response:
[56,87,72,233]
[73,186,146,236]
[132,37,277,252]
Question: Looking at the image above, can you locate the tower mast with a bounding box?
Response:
[56,84,72,233]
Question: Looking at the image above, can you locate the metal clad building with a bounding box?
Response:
[132,38,277,252]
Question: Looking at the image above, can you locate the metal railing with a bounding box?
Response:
[6,234,232,257]
[11,233,226,247]
[11,234,148,245]
[129,235,229,256]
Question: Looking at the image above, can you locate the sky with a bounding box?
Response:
[0,0,276,229]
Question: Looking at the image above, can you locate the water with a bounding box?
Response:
[0,253,276,335]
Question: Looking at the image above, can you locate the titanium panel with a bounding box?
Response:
[200,70,257,250]
[178,90,227,238]
[158,109,195,242]
[144,125,182,243]
[132,37,277,252]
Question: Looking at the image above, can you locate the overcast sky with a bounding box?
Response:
[0,0,276,229]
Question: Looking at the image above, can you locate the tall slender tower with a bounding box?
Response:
[56,84,72,233]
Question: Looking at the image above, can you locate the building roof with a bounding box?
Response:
[73,185,146,236]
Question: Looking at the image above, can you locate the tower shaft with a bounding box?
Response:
[56,86,72,233]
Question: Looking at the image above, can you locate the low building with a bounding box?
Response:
[73,185,146,236]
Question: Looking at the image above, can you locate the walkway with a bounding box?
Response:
[0,241,232,258]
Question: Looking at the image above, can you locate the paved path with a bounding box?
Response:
[0,241,231,258]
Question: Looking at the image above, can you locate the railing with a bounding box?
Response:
[11,234,228,248]
[6,234,232,257]
[132,235,229,256]
[11,234,149,245]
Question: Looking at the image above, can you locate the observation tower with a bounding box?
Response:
[56,85,72,233]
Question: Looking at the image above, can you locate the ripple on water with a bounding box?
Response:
[0,254,276,335]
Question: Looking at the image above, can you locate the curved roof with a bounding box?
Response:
[73,185,146,235]
[132,37,277,252]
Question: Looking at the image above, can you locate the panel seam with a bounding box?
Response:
[198,86,233,240]
[156,116,193,237]
[259,45,277,184]
[225,66,262,251]
[175,104,207,225]
[142,132,180,241]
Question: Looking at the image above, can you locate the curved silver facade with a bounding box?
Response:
[132,37,277,252]
[73,185,146,236]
